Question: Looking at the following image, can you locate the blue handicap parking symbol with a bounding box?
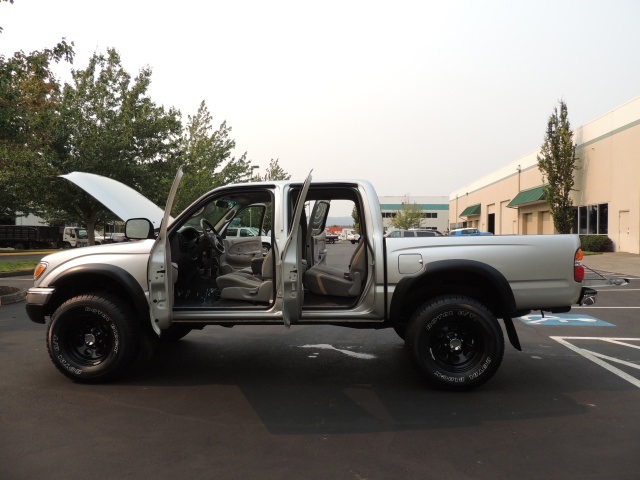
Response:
[517,313,614,327]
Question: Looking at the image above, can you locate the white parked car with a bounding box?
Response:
[385,229,442,238]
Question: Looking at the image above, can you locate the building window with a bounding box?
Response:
[598,204,608,234]
[588,206,598,234]
[577,203,608,234]
[578,207,587,234]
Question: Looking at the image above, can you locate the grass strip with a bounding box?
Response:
[0,260,38,274]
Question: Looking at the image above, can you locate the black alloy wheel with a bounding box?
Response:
[47,293,140,383]
[405,295,504,390]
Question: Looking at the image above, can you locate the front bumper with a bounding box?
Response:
[25,287,55,324]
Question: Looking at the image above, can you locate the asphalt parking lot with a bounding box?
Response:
[1,253,640,479]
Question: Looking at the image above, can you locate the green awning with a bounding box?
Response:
[459,203,481,217]
[507,185,547,208]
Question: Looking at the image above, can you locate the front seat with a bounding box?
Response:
[216,249,274,303]
[304,239,366,297]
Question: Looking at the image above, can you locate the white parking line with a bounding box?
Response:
[589,288,640,291]
[604,339,640,350]
[550,336,640,389]
[573,306,640,309]
[298,344,376,360]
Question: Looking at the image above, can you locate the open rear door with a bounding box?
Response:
[279,171,312,327]
[308,200,330,266]
[148,167,184,334]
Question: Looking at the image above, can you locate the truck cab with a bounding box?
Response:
[61,227,88,248]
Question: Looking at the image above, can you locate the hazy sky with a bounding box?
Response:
[2,0,640,199]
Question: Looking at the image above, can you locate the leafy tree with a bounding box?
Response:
[172,100,252,213]
[0,40,74,218]
[351,206,360,232]
[537,100,578,234]
[47,48,183,243]
[391,202,422,229]
[247,158,292,234]
[255,158,291,181]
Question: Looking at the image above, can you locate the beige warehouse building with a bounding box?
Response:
[449,96,640,253]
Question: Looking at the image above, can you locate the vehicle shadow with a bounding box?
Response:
[121,327,589,435]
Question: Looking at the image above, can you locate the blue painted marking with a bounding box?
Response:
[517,314,615,327]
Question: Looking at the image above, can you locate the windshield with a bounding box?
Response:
[183,199,238,230]
[76,229,88,239]
[180,191,272,235]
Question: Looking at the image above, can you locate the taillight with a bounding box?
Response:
[574,248,585,282]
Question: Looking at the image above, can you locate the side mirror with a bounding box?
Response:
[125,218,155,239]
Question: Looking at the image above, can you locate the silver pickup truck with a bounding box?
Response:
[26,169,595,390]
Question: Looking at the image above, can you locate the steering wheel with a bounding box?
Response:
[200,218,225,254]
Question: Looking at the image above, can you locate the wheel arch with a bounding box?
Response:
[47,264,150,325]
[389,259,516,326]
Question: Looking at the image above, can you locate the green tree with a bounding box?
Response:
[391,202,422,229]
[351,205,360,232]
[250,158,291,234]
[173,100,251,213]
[537,100,578,234]
[0,40,74,218]
[48,48,183,243]
[255,158,291,181]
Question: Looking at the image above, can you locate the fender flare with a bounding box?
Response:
[50,264,150,322]
[389,259,517,322]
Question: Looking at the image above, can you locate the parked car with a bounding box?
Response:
[385,229,442,238]
[325,230,339,244]
[449,227,493,236]
[104,232,127,243]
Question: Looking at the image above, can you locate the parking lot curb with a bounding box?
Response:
[0,287,26,305]
[0,271,31,305]
[0,270,33,278]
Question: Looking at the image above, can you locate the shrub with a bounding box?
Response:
[579,235,613,253]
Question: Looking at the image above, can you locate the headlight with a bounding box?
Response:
[34,261,48,280]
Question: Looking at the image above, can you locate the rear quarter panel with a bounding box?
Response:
[384,234,582,310]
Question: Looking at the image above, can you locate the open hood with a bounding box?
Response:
[61,172,171,228]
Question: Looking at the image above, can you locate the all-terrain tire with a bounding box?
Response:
[47,293,140,383]
[405,295,504,390]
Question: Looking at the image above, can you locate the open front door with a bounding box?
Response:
[279,171,312,327]
[148,167,184,334]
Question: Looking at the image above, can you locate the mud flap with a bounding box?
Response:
[502,317,522,351]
